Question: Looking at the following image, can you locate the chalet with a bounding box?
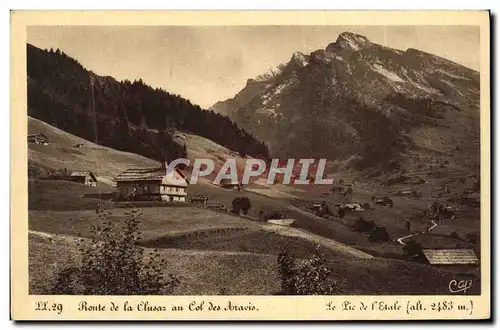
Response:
[115,166,188,202]
[28,133,50,145]
[65,171,97,187]
[190,195,208,207]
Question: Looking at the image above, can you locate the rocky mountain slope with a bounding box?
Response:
[210,32,480,177]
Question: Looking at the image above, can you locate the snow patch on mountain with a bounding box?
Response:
[370,63,406,83]
[434,69,470,81]
[261,78,297,106]
[402,71,440,95]
[332,54,344,61]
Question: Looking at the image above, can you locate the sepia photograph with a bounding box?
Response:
[10,10,490,320]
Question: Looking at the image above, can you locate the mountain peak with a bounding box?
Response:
[290,51,309,67]
[335,32,370,51]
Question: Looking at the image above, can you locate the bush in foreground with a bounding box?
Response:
[277,247,344,295]
[50,207,179,295]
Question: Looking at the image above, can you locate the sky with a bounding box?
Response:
[28,25,480,108]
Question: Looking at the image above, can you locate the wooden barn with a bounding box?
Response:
[64,171,97,187]
[115,166,188,202]
[190,195,208,207]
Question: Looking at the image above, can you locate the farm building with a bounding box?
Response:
[115,167,188,202]
[28,133,50,145]
[190,195,208,207]
[64,171,98,187]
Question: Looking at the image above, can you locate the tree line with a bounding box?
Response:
[27,44,269,162]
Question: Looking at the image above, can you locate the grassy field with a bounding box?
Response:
[28,180,481,295]
[29,230,480,295]
[30,206,261,241]
[140,227,349,259]
[29,233,278,295]
[28,116,161,182]
[29,172,480,261]
[28,187,481,295]
[28,179,115,211]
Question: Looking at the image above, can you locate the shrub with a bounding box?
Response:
[338,208,346,219]
[231,197,251,215]
[49,207,179,295]
[277,249,296,294]
[352,217,375,233]
[402,239,426,262]
[361,202,371,210]
[262,210,285,221]
[277,247,344,295]
[449,231,461,240]
[369,227,390,242]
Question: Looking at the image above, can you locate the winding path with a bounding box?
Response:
[396,220,438,246]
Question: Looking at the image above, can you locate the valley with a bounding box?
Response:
[28,117,480,295]
[26,31,482,296]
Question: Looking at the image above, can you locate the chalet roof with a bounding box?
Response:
[115,167,188,186]
[69,171,97,181]
[115,168,165,181]
[422,249,479,265]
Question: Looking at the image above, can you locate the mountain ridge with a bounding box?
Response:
[209,32,480,177]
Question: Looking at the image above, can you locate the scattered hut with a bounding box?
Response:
[62,171,97,187]
[190,195,208,207]
[28,133,50,145]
